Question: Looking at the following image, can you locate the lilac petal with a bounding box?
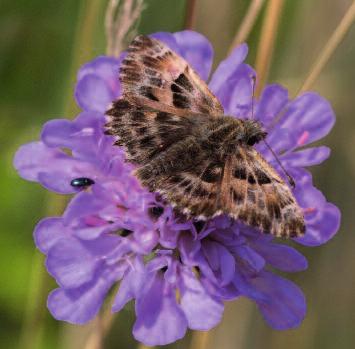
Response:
[234,245,265,272]
[133,273,187,346]
[227,66,255,117]
[251,242,308,272]
[72,224,109,240]
[293,181,341,246]
[34,217,66,254]
[179,267,224,330]
[212,63,255,117]
[202,241,235,285]
[46,237,100,288]
[13,142,63,182]
[173,30,213,81]
[234,271,306,330]
[47,275,113,324]
[152,31,213,81]
[77,56,120,84]
[282,146,330,168]
[151,32,180,52]
[13,141,93,194]
[298,202,341,247]
[112,257,146,312]
[179,233,201,265]
[209,43,248,93]
[41,112,104,157]
[75,74,116,113]
[63,191,109,224]
[256,84,288,126]
[277,92,335,147]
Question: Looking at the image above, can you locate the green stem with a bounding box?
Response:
[18,1,107,348]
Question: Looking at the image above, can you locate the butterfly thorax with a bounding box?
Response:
[197,116,267,160]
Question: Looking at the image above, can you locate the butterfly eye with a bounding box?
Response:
[247,131,268,146]
[247,136,259,146]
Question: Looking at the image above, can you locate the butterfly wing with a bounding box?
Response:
[119,35,224,116]
[135,141,225,220]
[138,143,305,238]
[225,147,305,237]
[106,100,199,165]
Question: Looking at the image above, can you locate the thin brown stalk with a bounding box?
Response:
[229,0,265,53]
[189,331,210,349]
[255,0,284,96]
[82,285,118,349]
[105,0,119,56]
[184,0,198,30]
[298,0,355,94]
[137,344,154,349]
[105,0,145,57]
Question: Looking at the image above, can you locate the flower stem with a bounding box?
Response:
[18,252,48,349]
[189,331,210,349]
[19,1,107,348]
[298,0,355,94]
[137,344,154,349]
[184,0,198,30]
[229,0,265,53]
[255,0,284,96]
[105,0,145,57]
[64,0,105,117]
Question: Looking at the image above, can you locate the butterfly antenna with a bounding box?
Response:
[250,75,256,119]
[264,140,296,188]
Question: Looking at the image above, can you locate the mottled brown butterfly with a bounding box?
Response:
[105,35,305,238]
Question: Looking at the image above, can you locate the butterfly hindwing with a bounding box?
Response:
[227,147,305,237]
[136,144,224,219]
[120,35,224,116]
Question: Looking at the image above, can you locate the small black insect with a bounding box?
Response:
[70,177,95,189]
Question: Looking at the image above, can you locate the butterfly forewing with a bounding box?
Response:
[120,35,224,116]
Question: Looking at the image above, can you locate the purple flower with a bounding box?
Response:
[14,30,340,346]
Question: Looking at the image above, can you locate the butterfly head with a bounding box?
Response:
[242,120,267,146]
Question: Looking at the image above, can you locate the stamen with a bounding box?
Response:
[297,131,309,146]
[303,207,316,215]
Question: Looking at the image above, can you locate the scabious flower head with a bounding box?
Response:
[14,31,340,346]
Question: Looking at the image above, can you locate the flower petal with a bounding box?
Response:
[173,30,213,81]
[294,181,341,246]
[209,43,248,93]
[47,275,113,324]
[282,146,330,168]
[46,237,100,288]
[34,217,67,254]
[41,112,104,158]
[133,272,187,346]
[179,267,224,330]
[75,74,115,113]
[277,92,335,147]
[234,270,306,330]
[112,257,146,312]
[13,141,93,194]
[251,241,308,272]
[152,31,213,81]
[256,84,288,126]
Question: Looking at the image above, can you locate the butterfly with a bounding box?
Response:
[105,35,305,238]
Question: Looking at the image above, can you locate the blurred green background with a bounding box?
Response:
[1,0,355,348]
